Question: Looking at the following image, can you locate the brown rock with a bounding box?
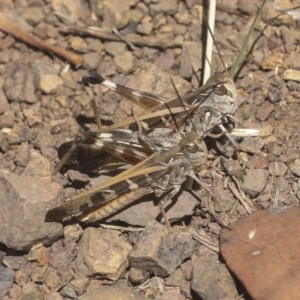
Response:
[63,224,83,245]
[269,161,287,177]
[0,114,14,129]
[74,228,132,281]
[23,155,52,178]
[128,267,148,285]
[220,207,300,300]
[0,88,10,114]
[161,286,185,300]
[91,0,131,29]
[291,158,300,177]
[165,268,190,298]
[241,169,269,197]
[22,7,45,25]
[256,101,275,121]
[28,246,49,266]
[51,0,82,23]
[129,221,194,277]
[39,75,63,95]
[136,22,153,35]
[31,265,49,283]
[0,173,63,250]
[79,285,145,300]
[105,42,127,57]
[254,155,269,169]
[114,51,137,74]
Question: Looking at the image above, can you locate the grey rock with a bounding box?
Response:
[129,221,194,277]
[6,124,37,145]
[3,63,40,104]
[20,290,44,300]
[149,0,178,16]
[191,259,237,299]
[33,126,57,149]
[241,169,269,197]
[179,41,202,79]
[0,88,9,114]
[239,137,264,154]
[291,159,300,177]
[224,159,243,178]
[0,267,14,299]
[269,161,288,177]
[3,256,27,270]
[0,173,63,250]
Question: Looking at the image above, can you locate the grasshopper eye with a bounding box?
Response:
[82,71,104,86]
[214,84,227,96]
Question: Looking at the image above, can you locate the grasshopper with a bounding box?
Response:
[56,70,243,173]
[46,130,208,229]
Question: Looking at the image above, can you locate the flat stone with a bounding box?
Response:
[0,173,63,250]
[220,207,300,300]
[129,221,194,277]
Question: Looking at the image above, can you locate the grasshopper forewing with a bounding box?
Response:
[46,131,207,226]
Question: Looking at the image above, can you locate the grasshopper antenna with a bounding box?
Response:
[169,78,198,135]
